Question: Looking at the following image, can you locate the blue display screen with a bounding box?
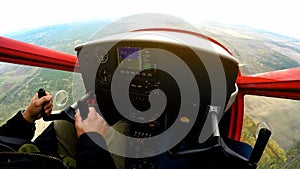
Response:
[117,46,142,70]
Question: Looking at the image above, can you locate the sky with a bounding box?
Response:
[1,0,300,40]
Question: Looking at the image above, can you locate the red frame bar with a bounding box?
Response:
[228,92,245,140]
[238,68,300,100]
[229,67,300,140]
[0,36,79,72]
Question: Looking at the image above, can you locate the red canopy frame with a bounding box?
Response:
[229,68,300,140]
[0,36,79,72]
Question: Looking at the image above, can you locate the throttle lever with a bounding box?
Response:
[77,99,89,120]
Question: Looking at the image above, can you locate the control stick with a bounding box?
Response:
[37,88,47,119]
[37,88,94,122]
[249,128,272,166]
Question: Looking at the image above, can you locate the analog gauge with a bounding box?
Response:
[96,47,109,63]
[97,69,111,84]
[54,90,69,108]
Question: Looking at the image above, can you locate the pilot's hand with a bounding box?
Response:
[74,107,109,139]
[22,92,53,123]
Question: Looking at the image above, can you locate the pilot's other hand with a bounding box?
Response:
[75,107,109,139]
[23,92,53,123]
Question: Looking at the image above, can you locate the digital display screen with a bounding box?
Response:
[117,46,142,70]
[117,46,154,71]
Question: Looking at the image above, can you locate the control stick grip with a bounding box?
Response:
[38,88,47,117]
[249,128,272,164]
[38,88,46,98]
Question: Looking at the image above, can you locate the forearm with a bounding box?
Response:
[0,111,36,140]
[77,132,117,169]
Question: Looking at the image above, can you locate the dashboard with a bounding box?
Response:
[75,30,239,157]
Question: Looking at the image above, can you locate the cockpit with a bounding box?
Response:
[72,28,270,169]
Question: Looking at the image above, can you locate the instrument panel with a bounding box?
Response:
[92,42,181,126]
[75,32,239,158]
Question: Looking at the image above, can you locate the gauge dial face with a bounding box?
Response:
[96,47,109,63]
[97,69,111,84]
[54,90,69,107]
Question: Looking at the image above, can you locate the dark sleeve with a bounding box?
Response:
[77,132,117,169]
[0,110,36,140]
